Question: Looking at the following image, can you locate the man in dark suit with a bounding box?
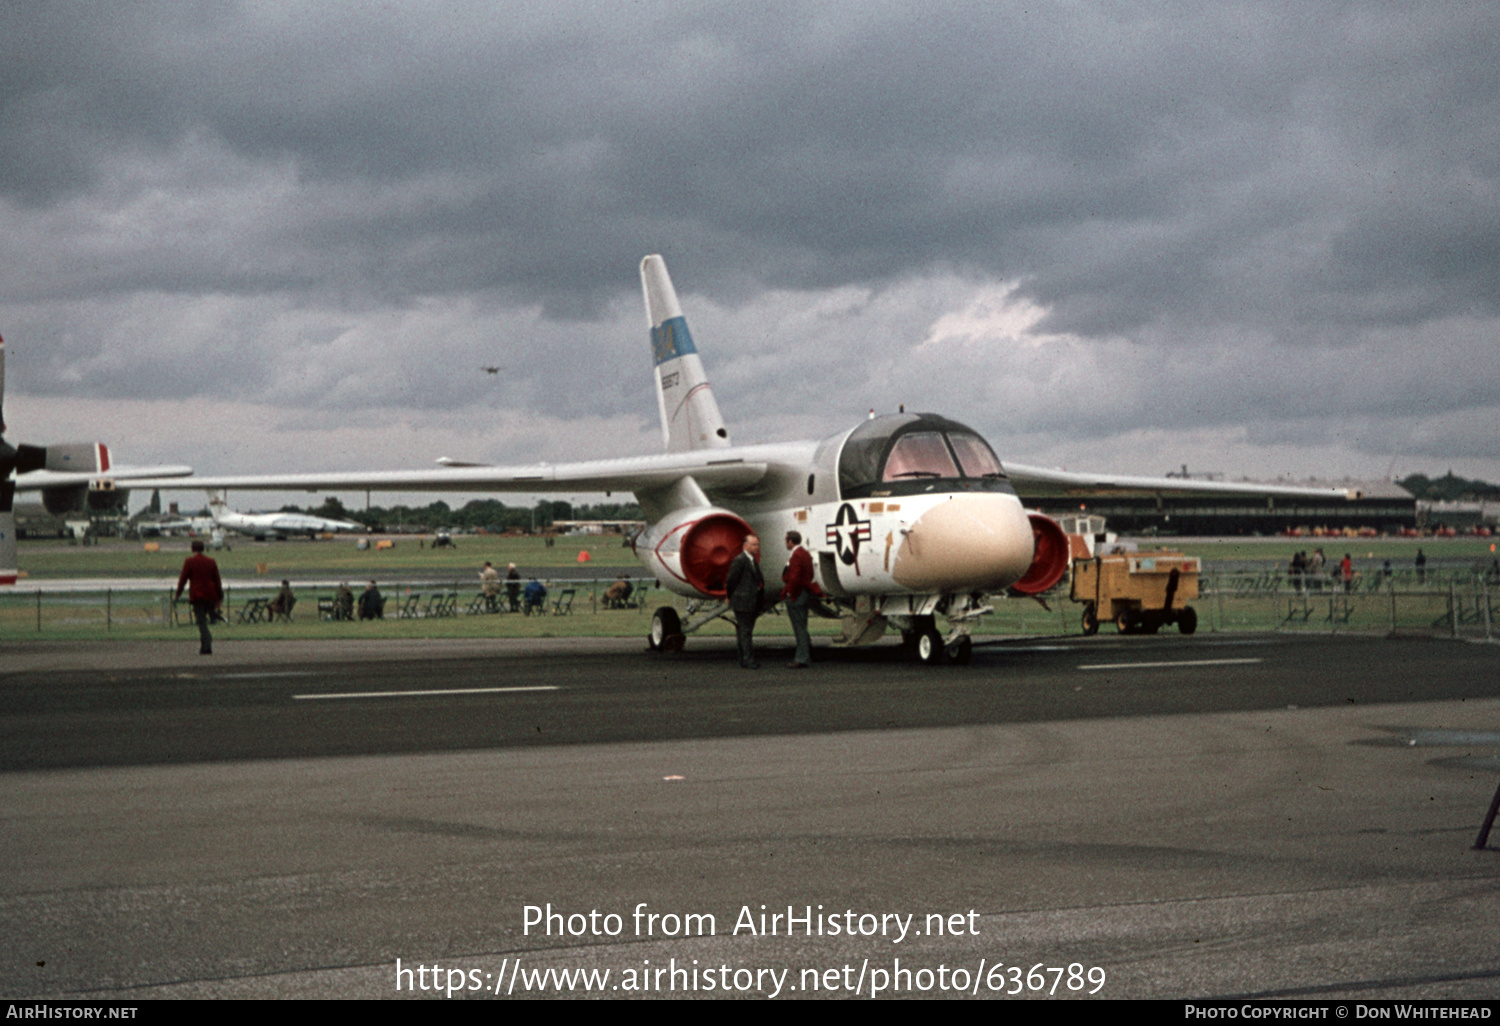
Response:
[725,534,764,669]
[780,530,822,668]
[175,539,223,655]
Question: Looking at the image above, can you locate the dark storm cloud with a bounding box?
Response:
[1,1,1496,481]
[7,2,1495,314]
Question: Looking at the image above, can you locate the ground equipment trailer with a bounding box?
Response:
[1072,552,1201,635]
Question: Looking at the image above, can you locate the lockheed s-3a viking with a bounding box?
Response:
[135,256,1355,663]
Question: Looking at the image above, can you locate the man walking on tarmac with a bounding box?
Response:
[175,539,224,655]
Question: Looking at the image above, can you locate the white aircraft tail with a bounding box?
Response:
[206,489,229,522]
[641,255,730,452]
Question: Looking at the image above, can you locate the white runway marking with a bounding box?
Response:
[1077,658,1264,671]
[219,672,317,679]
[293,686,560,701]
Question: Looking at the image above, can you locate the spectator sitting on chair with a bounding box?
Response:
[604,575,633,608]
[359,580,385,619]
[267,579,296,622]
[336,582,354,620]
[523,577,547,615]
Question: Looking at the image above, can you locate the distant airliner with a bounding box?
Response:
[134,256,1355,662]
[207,491,366,540]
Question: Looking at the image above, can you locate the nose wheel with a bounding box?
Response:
[915,626,972,665]
[917,627,947,665]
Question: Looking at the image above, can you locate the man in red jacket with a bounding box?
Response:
[176,540,224,655]
[781,530,822,668]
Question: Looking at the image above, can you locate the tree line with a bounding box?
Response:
[1396,473,1500,502]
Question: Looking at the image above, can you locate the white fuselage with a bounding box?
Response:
[632,421,1042,606]
[209,502,363,538]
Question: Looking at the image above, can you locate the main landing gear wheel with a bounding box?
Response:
[917,627,947,665]
[1178,606,1198,635]
[1081,603,1100,636]
[649,606,684,653]
[945,635,973,665]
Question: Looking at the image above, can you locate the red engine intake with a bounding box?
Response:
[676,513,752,596]
[639,507,754,598]
[1010,513,1069,595]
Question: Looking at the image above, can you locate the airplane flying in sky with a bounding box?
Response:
[135,256,1355,661]
[205,491,366,540]
[0,333,194,584]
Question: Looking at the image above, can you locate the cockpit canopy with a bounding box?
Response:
[836,413,1011,500]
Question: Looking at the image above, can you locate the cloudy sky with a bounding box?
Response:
[3,1,1497,511]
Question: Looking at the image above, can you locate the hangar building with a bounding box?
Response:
[1035,479,1416,536]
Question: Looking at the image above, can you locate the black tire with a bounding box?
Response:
[649,606,682,651]
[917,627,948,665]
[1081,604,1099,636]
[1179,606,1198,635]
[946,635,973,665]
[1116,609,1134,634]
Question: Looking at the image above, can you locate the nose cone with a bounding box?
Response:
[891,494,1035,593]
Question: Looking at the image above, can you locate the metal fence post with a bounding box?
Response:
[1482,578,1492,642]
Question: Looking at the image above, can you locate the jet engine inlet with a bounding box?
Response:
[678,514,750,596]
[1010,513,1069,595]
[637,506,753,598]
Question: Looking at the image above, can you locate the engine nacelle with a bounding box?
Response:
[44,442,111,474]
[635,505,753,599]
[1009,512,1070,595]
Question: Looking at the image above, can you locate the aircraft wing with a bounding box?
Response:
[14,465,195,492]
[125,452,771,496]
[1004,462,1360,502]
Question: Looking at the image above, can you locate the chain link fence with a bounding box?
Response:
[0,576,666,636]
[2,570,1495,640]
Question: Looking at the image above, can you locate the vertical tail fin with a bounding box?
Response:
[641,255,730,452]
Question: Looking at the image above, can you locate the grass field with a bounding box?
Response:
[1148,536,1498,568]
[13,533,637,580]
[4,534,1495,642]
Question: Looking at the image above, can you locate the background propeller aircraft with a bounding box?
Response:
[134,256,1355,661]
[0,334,194,584]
